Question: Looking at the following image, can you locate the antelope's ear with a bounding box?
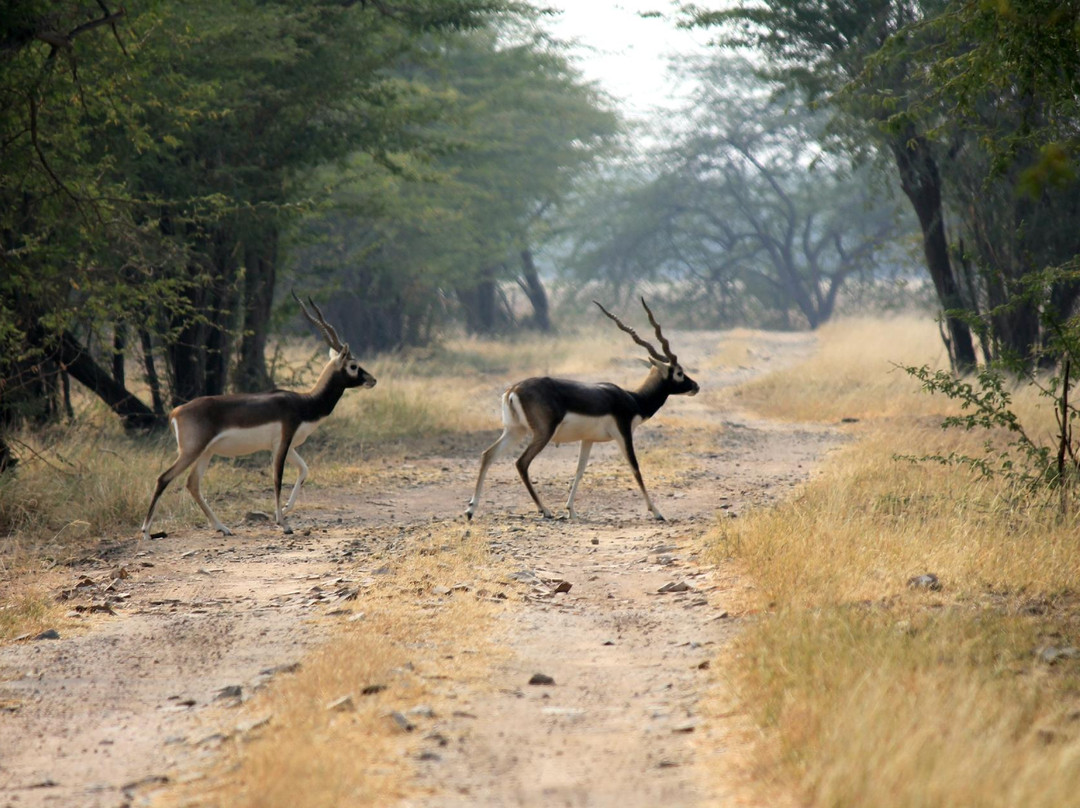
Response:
[648,356,669,371]
[330,343,350,363]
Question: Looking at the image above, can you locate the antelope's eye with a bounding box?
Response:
[673,367,684,382]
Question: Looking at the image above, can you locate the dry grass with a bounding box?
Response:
[161,522,510,808]
[739,607,1080,808]
[0,579,65,642]
[724,316,949,422]
[704,315,1080,808]
[0,420,192,559]
[714,428,1080,608]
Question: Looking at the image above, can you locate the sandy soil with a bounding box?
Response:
[0,330,843,808]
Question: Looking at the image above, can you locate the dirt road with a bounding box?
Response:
[0,330,840,807]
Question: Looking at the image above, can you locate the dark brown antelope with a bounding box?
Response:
[466,297,699,521]
[140,294,376,540]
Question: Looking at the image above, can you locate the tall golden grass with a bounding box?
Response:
[706,315,1080,807]
[724,315,951,422]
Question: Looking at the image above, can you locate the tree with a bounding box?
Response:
[286,23,619,348]
[0,1,184,434]
[894,1,1080,366]
[428,25,619,335]
[684,1,979,370]
[687,1,1080,370]
[563,58,910,329]
[1,0,533,453]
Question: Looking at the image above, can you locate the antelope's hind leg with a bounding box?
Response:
[141,439,206,540]
[515,425,557,519]
[467,426,523,519]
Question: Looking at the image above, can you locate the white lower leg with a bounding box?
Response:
[565,441,593,519]
[282,449,308,514]
[187,458,232,536]
[467,430,515,518]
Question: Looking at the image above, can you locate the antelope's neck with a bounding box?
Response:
[631,370,669,421]
[304,366,347,421]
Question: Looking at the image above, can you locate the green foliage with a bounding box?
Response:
[3,1,615,437]
[561,56,912,328]
[686,1,1080,373]
[898,352,1080,509]
[899,364,1050,485]
[286,24,619,349]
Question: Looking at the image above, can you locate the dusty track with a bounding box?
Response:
[0,330,841,807]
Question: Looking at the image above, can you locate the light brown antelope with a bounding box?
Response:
[140,294,376,540]
[466,297,698,521]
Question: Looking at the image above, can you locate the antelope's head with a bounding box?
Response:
[294,292,377,389]
[594,297,698,397]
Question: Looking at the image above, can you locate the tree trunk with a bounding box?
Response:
[56,331,161,431]
[325,290,404,355]
[890,131,977,373]
[457,269,502,336]
[236,229,277,393]
[0,434,15,473]
[1,327,61,427]
[167,227,238,405]
[204,228,236,396]
[112,322,126,388]
[518,249,552,332]
[167,307,206,406]
[139,328,165,416]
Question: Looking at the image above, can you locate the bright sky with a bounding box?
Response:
[543,1,714,119]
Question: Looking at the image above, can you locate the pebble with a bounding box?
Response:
[327,695,355,712]
[907,573,941,591]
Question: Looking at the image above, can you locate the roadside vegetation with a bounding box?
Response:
[707,316,1080,807]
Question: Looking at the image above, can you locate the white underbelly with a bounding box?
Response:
[204,420,320,457]
[551,413,642,445]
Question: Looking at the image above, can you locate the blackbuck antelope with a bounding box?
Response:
[466,297,699,521]
[140,294,376,540]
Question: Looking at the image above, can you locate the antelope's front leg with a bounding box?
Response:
[282,448,308,515]
[272,433,296,535]
[615,430,665,521]
[565,441,593,519]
